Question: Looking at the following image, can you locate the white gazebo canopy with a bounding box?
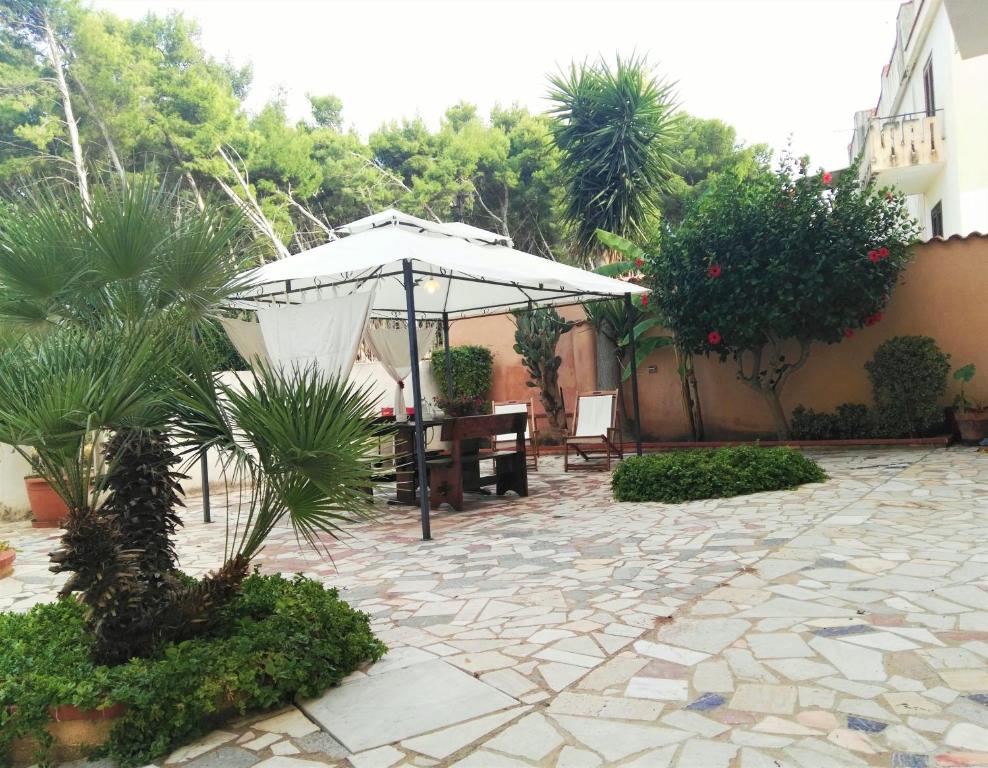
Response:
[227,209,648,541]
[234,209,647,318]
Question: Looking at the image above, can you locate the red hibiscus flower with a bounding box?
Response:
[878,246,889,258]
[640,294,649,309]
[822,171,833,185]
[635,257,644,269]
[865,311,884,327]
[707,330,722,345]
[868,250,880,262]
[707,264,722,278]
[843,328,855,338]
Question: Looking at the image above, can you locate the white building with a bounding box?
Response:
[849,0,988,239]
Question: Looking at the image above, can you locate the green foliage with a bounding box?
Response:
[789,403,878,441]
[653,152,920,438]
[548,54,678,261]
[430,345,494,402]
[612,446,826,503]
[0,573,386,767]
[952,363,980,412]
[866,336,950,437]
[657,114,771,226]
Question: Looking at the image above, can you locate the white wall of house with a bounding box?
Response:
[852,0,988,239]
[0,445,32,520]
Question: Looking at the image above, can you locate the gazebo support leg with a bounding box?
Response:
[403,259,432,541]
[624,293,643,457]
[441,311,453,400]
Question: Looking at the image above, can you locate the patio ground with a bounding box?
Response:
[2,447,988,768]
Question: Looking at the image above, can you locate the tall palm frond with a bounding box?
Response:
[0,323,178,510]
[171,362,384,564]
[0,176,251,333]
[547,55,680,262]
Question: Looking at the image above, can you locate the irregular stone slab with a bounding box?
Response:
[654,618,750,654]
[738,598,857,619]
[482,712,563,761]
[300,659,516,752]
[809,636,887,681]
[253,709,319,738]
[401,706,527,760]
[550,714,690,762]
[347,745,403,768]
[166,730,238,763]
[184,747,257,768]
[729,684,798,715]
[625,676,689,701]
[365,645,436,675]
[253,759,329,768]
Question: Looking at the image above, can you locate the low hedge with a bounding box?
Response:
[612,446,827,503]
[0,572,386,767]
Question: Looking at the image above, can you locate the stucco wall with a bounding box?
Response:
[452,236,988,440]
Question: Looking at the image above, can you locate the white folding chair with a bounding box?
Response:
[492,399,539,470]
[564,390,623,472]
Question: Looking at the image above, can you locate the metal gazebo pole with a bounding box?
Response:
[441,311,454,400]
[402,259,432,540]
[624,292,643,457]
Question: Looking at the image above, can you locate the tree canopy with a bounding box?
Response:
[0,0,767,264]
[652,153,920,438]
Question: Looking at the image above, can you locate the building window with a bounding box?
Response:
[931,201,944,238]
[923,56,936,116]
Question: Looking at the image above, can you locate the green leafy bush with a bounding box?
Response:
[431,345,494,399]
[790,403,878,440]
[0,573,386,767]
[612,446,826,503]
[866,336,950,437]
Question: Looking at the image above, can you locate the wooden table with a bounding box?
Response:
[390,414,528,510]
[426,413,528,511]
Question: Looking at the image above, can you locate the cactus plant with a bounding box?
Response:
[511,307,575,440]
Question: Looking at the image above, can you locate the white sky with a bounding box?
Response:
[93,0,904,171]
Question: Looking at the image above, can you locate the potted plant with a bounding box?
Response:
[951,364,988,443]
[0,541,14,578]
[23,453,69,529]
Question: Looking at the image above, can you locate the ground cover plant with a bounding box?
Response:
[0,573,386,767]
[612,446,826,503]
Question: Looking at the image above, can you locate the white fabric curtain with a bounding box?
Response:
[257,291,374,381]
[219,317,271,369]
[364,323,436,414]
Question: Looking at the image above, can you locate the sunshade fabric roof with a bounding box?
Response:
[234,209,647,320]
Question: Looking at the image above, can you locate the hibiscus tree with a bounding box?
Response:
[652,153,919,439]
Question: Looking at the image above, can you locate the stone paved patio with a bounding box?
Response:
[2,447,988,767]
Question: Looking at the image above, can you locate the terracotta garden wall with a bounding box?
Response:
[450,234,988,440]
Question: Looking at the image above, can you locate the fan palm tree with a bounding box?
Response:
[0,179,384,663]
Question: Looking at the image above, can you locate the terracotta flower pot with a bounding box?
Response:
[0,548,14,579]
[954,408,988,444]
[10,704,126,766]
[24,476,69,528]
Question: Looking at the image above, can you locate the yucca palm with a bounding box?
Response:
[0,178,384,663]
[547,54,679,265]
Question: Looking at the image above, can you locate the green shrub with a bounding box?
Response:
[866,335,950,437]
[430,345,494,400]
[612,446,826,503]
[0,573,386,767]
[790,403,878,440]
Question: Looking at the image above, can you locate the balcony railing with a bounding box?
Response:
[853,110,945,195]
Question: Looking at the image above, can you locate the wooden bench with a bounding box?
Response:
[427,412,528,511]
